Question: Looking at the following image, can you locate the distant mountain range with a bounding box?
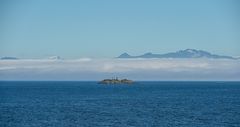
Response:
[1,49,238,60]
[117,49,237,59]
[0,57,18,60]
[0,56,62,60]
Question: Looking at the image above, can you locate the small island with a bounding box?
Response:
[99,77,133,84]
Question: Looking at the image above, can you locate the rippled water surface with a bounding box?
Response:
[1,81,240,127]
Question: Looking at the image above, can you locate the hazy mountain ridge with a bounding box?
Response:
[118,49,237,59]
[1,57,18,60]
[1,49,238,60]
[0,56,62,60]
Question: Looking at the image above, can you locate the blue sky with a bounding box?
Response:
[1,0,239,58]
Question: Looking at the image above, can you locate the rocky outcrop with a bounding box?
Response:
[99,78,133,84]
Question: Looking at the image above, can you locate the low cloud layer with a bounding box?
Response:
[0,58,239,81]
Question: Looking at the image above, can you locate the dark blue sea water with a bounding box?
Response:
[0,81,240,127]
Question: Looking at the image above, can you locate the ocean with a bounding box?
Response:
[0,81,240,127]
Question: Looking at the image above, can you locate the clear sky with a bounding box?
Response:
[1,0,239,58]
